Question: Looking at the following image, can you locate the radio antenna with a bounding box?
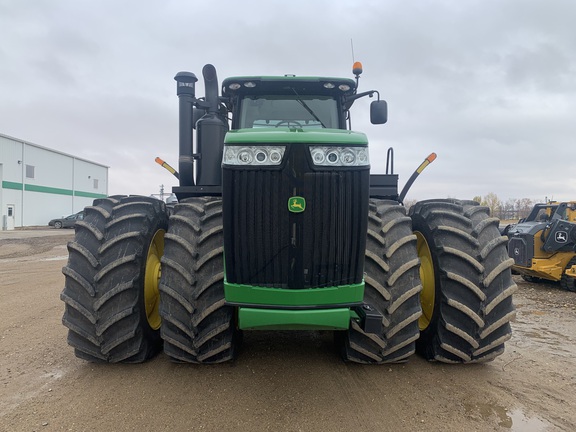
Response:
[350,38,355,63]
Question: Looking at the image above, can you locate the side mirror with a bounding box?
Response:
[370,100,388,125]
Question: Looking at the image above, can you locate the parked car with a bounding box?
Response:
[48,211,84,229]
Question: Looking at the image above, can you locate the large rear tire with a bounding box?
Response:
[410,199,517,363]
[339,200,422,363]
[61,196,168,363]
[159,197,240,363]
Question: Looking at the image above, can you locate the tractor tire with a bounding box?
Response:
[159,197,240,363]
[339,200,422,363]
[410,199,517,363]
[61,196,168,363]
[560,257,576,292]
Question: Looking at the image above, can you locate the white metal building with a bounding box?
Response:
[0,133,108,229]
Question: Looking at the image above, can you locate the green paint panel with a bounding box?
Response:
[224,281,364,306]
[224,128,368,145]
[25,184,73,196]
[238,307,352,331]
[2,181,23,190]
[1,181,105,198]
[74,190,108,198]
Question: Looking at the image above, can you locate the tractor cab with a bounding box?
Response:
[222,75,387,131]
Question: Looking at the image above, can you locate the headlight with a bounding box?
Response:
[308,146,369,167]
[223,145,286,166]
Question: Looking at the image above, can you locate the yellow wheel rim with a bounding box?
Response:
[415,231,435,331]
[144,229,165,330]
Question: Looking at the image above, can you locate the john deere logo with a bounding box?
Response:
[288,197,306,213]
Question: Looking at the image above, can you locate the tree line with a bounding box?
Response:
[472,193,536,221]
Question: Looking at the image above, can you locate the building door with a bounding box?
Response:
[4,204,15,230]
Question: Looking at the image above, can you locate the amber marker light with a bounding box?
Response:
[155,156,180,179]
[417,153,437,174]
[399,152,438,203]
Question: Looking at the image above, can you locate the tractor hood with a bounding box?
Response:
[224,128,368,145]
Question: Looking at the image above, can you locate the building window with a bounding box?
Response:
[26,165,35,179]
[93,179,99,189]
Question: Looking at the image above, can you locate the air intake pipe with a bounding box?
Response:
[174,71,198,187]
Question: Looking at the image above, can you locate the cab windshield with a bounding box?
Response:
[238,95,339,129]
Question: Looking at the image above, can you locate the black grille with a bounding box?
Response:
[508,235,533,267]
[223,146,369,289]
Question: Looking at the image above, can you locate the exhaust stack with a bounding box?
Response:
[195,64,228,186]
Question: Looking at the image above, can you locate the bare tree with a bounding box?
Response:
[516,198,534,219]
[481,192,501,217]
[500,198,516,221]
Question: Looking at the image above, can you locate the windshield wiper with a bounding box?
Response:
[291,88,327,128]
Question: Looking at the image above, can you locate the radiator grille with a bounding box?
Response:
[223,150,369,289]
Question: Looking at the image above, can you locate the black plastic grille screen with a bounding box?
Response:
[508,235,533,268]
[222,147,369,289]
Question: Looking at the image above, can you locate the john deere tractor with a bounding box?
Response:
[507,201,576,291]
[61,63,516,364]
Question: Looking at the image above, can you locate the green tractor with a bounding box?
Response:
[61,63,516,364]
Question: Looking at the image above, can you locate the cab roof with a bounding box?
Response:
[221,76,357,97]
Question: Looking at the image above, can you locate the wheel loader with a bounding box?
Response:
[507,201,576,292]
[60,63,516,364]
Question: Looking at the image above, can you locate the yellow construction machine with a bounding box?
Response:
[507,201,576,291]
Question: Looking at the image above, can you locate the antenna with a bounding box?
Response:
[350,38,355,63]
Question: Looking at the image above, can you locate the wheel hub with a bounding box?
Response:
[144,230,165,330]
[415,231,435,331]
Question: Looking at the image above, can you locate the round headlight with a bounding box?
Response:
[238,148,253,164]
[357,149,369,164]
[311,148,326,164]
[228,83,241,90]
[340,150,356,165]
[255,151,267,163]
[326,151,339,164]
[269,150,282,164]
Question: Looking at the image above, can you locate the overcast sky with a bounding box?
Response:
[1,0,575,204]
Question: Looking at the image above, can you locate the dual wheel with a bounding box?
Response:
[61,196,237,363]
[339,199,516,363]
[62,197,516,364]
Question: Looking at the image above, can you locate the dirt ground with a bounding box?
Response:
[1,230,575,432]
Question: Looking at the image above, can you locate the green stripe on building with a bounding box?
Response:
[2,181,106,198]
[25,184,73,196]
[74,190,107,198]
[2,181,23,190]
